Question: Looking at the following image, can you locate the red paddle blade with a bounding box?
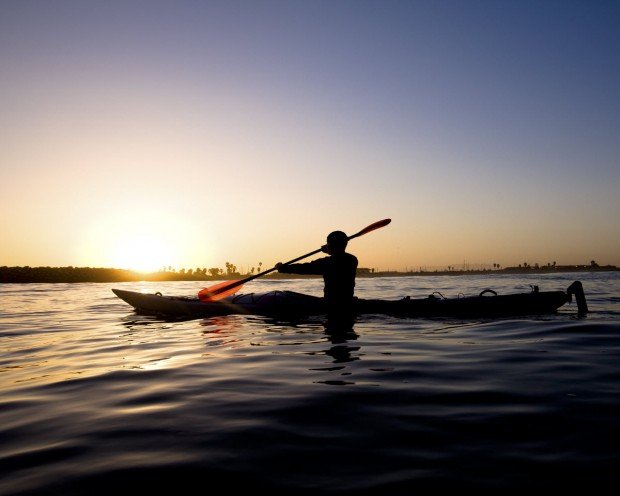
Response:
[351,218,391,238]
[198,280,243,302]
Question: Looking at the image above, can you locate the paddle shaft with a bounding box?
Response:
[216,248,323,293]
[204,218,391,297]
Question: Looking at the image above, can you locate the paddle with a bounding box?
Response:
[198,218,391,302]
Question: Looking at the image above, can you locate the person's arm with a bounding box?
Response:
[276,258,327,275]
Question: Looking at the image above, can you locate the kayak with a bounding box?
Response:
[112,280,587,319]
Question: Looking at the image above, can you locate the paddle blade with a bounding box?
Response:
[198,280,243,302]
[351,218,391,239]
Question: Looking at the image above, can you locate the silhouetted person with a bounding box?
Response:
[276,231,358,319]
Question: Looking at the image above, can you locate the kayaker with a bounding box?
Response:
[275,230,358,316]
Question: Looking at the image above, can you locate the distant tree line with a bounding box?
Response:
[0,261,616,284]
[0,262,268,283]
[0,266,148,283]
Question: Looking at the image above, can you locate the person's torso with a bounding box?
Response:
[320,253,358,302]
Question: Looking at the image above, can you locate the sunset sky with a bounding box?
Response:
[2,1,619,272]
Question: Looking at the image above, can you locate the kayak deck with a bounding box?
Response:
[112,288,324,317]
[112,281,587,319]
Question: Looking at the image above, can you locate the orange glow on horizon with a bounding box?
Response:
[75,210,210,273]
[107,233,174,273]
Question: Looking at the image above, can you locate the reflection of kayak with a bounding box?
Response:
[112,281,587,319]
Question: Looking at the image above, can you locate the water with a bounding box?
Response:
[1,272,619,494]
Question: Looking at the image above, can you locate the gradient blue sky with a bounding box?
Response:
[1,0,619,271]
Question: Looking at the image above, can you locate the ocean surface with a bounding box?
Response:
[1,272,619,494]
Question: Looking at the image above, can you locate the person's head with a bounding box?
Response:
[326,231,348,254]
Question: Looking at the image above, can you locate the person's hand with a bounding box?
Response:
[321,244,329,254]
[275,262,283,270]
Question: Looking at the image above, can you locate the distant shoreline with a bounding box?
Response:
[1,265,617,284]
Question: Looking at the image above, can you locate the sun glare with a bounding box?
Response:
[109,234,174,273]
[76,209,211,273]
[78,217,181,272]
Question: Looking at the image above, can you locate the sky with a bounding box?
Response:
[1,0,619,272]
